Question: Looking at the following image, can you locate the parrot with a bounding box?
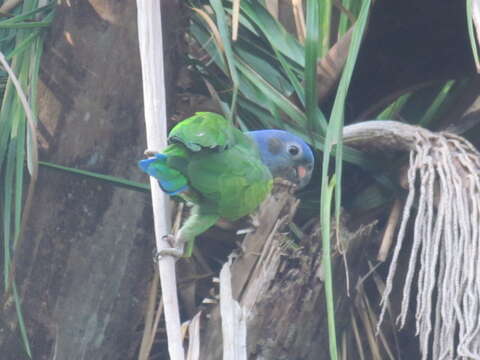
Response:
[139,112,314,258]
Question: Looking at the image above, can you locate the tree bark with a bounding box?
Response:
[0,1,182,359]
[199,188,377,360]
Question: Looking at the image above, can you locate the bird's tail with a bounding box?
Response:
[138,153,189,195]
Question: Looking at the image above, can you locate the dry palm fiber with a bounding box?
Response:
[361,125,480,360]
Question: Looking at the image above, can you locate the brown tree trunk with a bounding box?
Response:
[199,189,376,360]
[0,1,180,358]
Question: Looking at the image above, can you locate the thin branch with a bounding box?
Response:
[291,0,306,43]
[220,257,247,360]
[135,2,185,359]
[138,271,160,360]
[377,198,403,262]
[231,0,240,41]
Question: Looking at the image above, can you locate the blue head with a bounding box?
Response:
[247,130,314,189]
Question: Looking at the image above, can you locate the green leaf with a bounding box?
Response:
[305,0,327,135]
[210,0,240,119]
[237,0,305,66]
[377,93,411,120]
[235,46,293,95]
[12,281,32,358]
[418,80,455,127]
[318,0,332,57]
[236,57,308,127]
[0,3,56,355]
[318,0,372,358]
[467,0,480,71]
[337,0,353,37]
[321,176,337,360]
[39,161,150,192]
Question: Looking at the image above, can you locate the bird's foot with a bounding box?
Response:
[248,212,261,228]
[273,178,297,194]
[236,212,260,235]
[144,149,160,157]
[153,234,185,261]
[216,218,237,230]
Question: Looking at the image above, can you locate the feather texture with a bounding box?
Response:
[138,112,314,256]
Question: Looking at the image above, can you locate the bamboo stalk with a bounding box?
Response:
[135,2,185,359]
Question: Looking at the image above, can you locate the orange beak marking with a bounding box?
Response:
[297,166,307,178]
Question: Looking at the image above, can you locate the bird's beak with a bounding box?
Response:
[296,165,312,189]
[297,166,307,179]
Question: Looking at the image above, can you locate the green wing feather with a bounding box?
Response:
[187,135,273,220]
[140,111,274,257]
[144,111,273,220]
[168,112,236,151]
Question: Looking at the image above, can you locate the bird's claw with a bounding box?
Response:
[155,248,185,261]
[144,149,160,157]
[248,213,260,228]
[153,234,184,261]
[162,234,176,247]
[236,213,260,235]
[236,227,256,235]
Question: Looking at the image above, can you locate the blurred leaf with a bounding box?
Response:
[322,0,371,222]
[318,0,332,57]
[236,46,293,95]
[0,2,56,356]
[39,161,150,192]
[377,93,411,120]
[238,0,305,66]
[418,80,455,127]
[236,57,308,127]
[321,176,338,360]
[337,0,354,38]
[467,0,480,72]
[305,0,327,135]
[319,1,371,357]
[13,281,32,358]
[210,0,240,118]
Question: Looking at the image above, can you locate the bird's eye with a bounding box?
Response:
[288,145,300,156]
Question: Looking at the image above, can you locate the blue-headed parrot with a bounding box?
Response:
[139,112,314,258]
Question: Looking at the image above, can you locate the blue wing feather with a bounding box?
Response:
[138,154,189,195]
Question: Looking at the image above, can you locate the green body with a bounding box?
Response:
[164,113,273,219]
[144,112,273,256]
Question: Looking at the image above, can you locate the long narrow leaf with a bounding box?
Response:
[236,57,308,127]
[377,93,411,120]
[318,0,332,57]
[39,161,150,192]
[467,0,480,72]
[210,0,240,119]
[321,176,337,360]
[337,0,353,38]
[418,80,455,127]
[0,3,56,356]
[238,0,305,66]
[330,0,371,222]
[305,0,327,135]
[319,0,371,358]
[12,281,32,357]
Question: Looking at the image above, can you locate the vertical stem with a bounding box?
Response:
[135,2,185,359]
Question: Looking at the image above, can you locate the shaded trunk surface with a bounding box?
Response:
[0,1,181,359]
[6,0,478,359]
[199,189,377,360]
